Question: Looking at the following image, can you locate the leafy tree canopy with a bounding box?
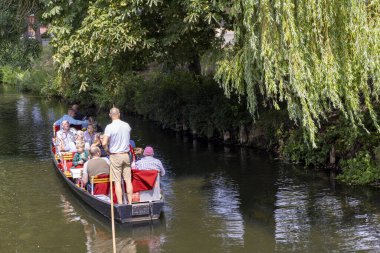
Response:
[216,0,380,145]
[42,0,229,91]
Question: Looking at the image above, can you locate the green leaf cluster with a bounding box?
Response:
[337,151,380,185]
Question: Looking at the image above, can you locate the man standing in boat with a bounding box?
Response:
[102,107,133,204]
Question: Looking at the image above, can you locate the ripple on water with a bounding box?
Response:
[274,179,311,252]
[338,214,380,252]
[206,173,245,248]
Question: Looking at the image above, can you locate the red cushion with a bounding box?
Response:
[58,161,73,171]
[132,169,158,192]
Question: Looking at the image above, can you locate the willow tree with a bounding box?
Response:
[216,1,380,145]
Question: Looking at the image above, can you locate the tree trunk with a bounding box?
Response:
[239,124,247,144]
[206,126,214,139]
[223,130,231,142]
[182,122,189,131]
[188,53,201,75]
[34,20,41,43]
[329,145,336,164]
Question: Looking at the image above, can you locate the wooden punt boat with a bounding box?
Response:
[51,126,164,223]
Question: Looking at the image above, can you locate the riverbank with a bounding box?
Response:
[2,49,380,186]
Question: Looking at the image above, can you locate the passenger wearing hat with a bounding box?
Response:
[135,146,165,202]
[135,146,165,176]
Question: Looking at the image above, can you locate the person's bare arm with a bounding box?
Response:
[82,173,89,186]
[81,162,89,186]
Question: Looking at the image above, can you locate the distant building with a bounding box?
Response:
[26,14,48,41]
[215,29,235,46]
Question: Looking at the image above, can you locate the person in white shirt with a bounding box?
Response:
[102,107,133,204]
[56,120,76,152]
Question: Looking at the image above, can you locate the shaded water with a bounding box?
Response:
[1,90,380,252]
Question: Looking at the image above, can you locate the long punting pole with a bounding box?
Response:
[110,173,117,253]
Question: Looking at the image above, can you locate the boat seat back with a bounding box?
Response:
[90,174,118,203]
[56,152,76,172]
[91,174,110,195]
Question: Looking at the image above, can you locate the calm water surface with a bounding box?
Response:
[1,90,380,253]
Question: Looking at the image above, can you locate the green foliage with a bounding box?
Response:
[281,128,330,166]
[1,46,55,95]
[0,39,42,69]
[216,0,380,145]
[133,72,247,136]
[41,0,230,92]
[337,151,380,185]
[54,70,249,140]
[279,111,380,185]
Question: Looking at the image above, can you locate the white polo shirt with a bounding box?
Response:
[104,119,131,154]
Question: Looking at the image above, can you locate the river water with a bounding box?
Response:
[1,90,380,253]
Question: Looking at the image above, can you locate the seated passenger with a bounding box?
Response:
[84,124,97,149]
[135,146,165,202]
[81,146,110,188]
[136,146,165,176]
[88,116,103,132]
[54,108,88,128]
[75,130,85,144]
[91,134,107,157]
[72,142,89,168]
[56,120,76,152]
[129,139,143,162]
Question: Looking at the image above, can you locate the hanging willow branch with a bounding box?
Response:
[216,0,380,146]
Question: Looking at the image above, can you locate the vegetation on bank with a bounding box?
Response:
[1,0,380,186]
[0,46,56,95]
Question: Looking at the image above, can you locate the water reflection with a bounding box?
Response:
[274,177,311,252]
[207,172,245,246]
[59,194,166,253]
[274,168,380,252]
